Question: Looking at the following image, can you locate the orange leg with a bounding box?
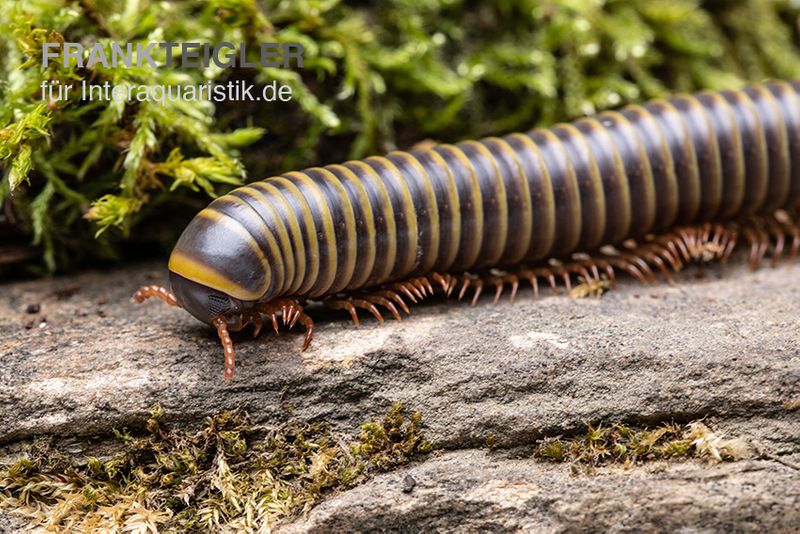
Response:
[133,285,179,307]
[429,272,458,296]
[258,298,314,350]
[213,318,236,381]
[466,221,742,302]
[140,215,800,382]
[774,210,800,260]
[209,299,313,381]
[324,290,410,325]
[249,310,263,338]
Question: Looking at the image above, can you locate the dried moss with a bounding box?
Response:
[535,421,751,471]
[0,403,431,531]
[2,0,800,272]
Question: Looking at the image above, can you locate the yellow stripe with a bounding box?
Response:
[438,144,483,268]
[169,207,271,300]
[507,133,557,259]
[602,111,657,233]
[348,160,397,284]
[367,156,418,276]
[221,195,286,297]
[329,163,377,290]
[169,250,266,301]
[734,90,769,212]
[463,140,508,266]
[540,128,581,252]
[251,181,306,295]
[655,99,701,222]
[553,123,604,249]
[486,137,533,265]
[681,95,723,218]
[627,104,679,229]
[285,171,338,298]
[700,92,744,218]
[581,118,632,243]
[425,149,461,271]
[198,208,271,274]
[767,81,800,206]
[314,167,358,293]
[270,176,320,296]
[389,151,440,273]
[236,186,295,295]
[752,85,790,208]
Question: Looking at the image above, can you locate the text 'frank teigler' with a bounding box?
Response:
[41,41,305,69]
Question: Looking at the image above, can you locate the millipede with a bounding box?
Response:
[135,80,800,380]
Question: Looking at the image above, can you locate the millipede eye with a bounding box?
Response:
[207,294,232,316]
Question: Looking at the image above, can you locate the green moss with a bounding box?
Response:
[2,0,800,272]
[534,421,751,471]
[0,403,431,531]
[352,402,432,470]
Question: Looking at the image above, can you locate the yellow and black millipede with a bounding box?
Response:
[135,80,800,380]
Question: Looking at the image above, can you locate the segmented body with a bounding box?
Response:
[133,80,800,380]
[168,81,800,305]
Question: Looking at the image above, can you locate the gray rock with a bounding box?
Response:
[282,450,800,533]
[1,259,799,531]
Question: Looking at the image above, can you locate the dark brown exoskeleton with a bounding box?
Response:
[136,81,800,380]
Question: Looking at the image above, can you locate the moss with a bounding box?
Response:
[2,0,800,272]
[0,403,431,531]
[351,402,432,470]
[534,421,751,471]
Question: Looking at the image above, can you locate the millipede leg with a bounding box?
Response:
[391,280,424,302]
[325,298,362,325]
[375,289,411,313]
[457,274,473,300]
[765,217,786,267]
[250,311,263,338]
[640,249,674,284]
[742,223,768,269]
[403,216,800,311]
[213,317,236,381]
[733,212,800,268]
[774,212,800,260]
[258,298,314,350]
[517,267,559,296]
[324,273,448,326]
[643,243,681,271]
[324,294,399,325]
[499,274,520,303]
[132,285,179,307]
[620,252,658,284]
[466,276,484,306]
[549,264,573,292]
[429,272,457,295]
[659,232,691,263]
[363,294,402,321]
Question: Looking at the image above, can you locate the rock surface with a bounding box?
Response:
[283,451,800,533]
[1,259,799,531]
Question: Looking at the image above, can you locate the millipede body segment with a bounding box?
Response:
[135,80,800,380]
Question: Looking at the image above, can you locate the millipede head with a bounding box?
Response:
[168,271,251,328]
[134,273,260,380]
[165,272,265,380]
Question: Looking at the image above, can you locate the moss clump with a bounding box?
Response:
[352,402,432,470]
[535,421,751,470]
[0,403,431,531]
[2,0,800,272]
